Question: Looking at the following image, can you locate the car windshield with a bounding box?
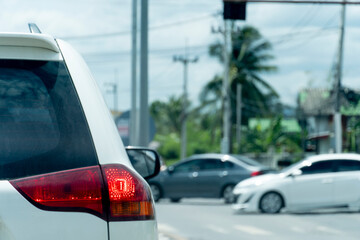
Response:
[279,160,306,174]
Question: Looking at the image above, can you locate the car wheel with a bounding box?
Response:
[259,192,283,214]
[222,185,235,204]
[149,184,161,202]
[170,198,181,203]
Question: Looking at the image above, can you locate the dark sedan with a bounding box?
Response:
[148,153,271,203]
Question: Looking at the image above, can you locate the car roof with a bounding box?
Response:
[182,153,266,169]
[306,153,360,163]
[186,153,231,160]
[0,33,59,53]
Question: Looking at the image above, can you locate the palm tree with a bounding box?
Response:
[150,96,183,135]
[202,25,278,120]
[200,25,278,152]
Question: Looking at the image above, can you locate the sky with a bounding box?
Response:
[1,0,360,111]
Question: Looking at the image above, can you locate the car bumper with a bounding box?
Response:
[232,188,259,213]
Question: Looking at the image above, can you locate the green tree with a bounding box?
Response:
[150,95,221,162]
[150,95,183,135]
[200,25,279,152]
[202,25,278,123]
[241,117,302,154]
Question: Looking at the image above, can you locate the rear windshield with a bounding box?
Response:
[0,60,98,179]
[231,155,264,167]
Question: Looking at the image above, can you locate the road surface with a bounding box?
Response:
[156,199,360,240]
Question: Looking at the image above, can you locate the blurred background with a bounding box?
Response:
[3,0,360,166]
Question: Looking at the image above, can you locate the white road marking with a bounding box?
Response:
[158,224,187,240]
[159,233,187,240]
[206,224,229,234]
[316,226,342,235]
[158,233,171,240]
[158,223,178,233]
[234,225,273,236]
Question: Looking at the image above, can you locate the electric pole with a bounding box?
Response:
[138,0,149,147]
[211,22,232,154]
[236,84,242,151]
[334,0,346,153]
[222,20,232,154]
[130,0,138,146]
[173,51,198,160]
[219,0,246,154]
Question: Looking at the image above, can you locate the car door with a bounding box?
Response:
[287,160,335,209]
[333,160,360,205]
[225,161,252,183]
[192,159,228,197]
[164,160,203,198]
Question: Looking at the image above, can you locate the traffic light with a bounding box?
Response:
[223,1,247,20]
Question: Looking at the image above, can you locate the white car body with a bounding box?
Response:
[233,153,360,213]
[0,32,157,239]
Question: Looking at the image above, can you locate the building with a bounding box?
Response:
[297,88,360,154]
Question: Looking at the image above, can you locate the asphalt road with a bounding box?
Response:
[156,199,360,240]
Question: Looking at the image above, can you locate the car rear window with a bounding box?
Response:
[231,155,263,167]
[0,60,98,179]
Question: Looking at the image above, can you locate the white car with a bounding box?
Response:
[233,153,360,213]
[0,25,159,240]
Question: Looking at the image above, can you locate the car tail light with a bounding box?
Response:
[251,170,264,177]
[10,164,154,221]
[102,164,154,221]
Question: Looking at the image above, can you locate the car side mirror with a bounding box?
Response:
[125,146,161,180]
[290,169,302,177]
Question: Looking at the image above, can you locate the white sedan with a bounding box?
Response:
[233,153,360,213]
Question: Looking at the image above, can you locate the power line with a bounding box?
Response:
[268,10,339,43]
[83,45,208,57]
[273,12,340,50]
[289,5,321,30]
[83,26,334,63]
[150,63,180,84]
[83,21,340,64]
[59,12,220,40]
[269,26,337,45]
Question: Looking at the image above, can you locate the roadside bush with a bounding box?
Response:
[155,133,180,160]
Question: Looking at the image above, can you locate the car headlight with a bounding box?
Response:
[234,180,263,192]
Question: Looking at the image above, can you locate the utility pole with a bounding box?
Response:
[222,20,232,154]
[139,0,149,147]
[130,0,138,146]
[173,49,198,160]
[211,22,232,154]
[219,0,246,154]
[236,84,242,151]
[334,0,346,153]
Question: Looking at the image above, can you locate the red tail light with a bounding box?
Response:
[102,164,154,221]
[10,164,154,221]
[251,171,263,177]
